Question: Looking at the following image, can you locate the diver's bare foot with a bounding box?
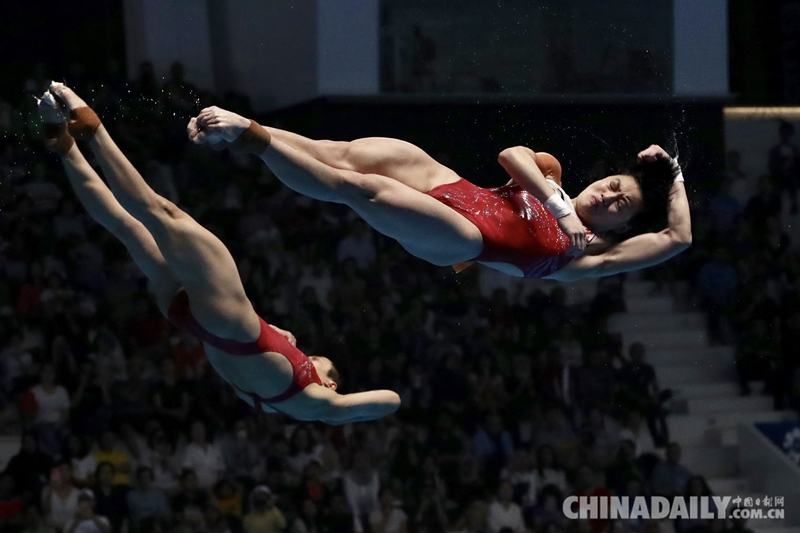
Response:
[36,91,65,124]
[49,82,88,111]
[193,106,250,144]
[37,90,74,156]
[50,82,102,140]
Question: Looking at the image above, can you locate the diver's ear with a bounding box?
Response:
[327,382,338,392]
[612,223,632,234]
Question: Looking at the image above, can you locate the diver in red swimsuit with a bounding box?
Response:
[40,83,400,424]
[190,107,691,281]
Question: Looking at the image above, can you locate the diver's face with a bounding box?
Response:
[574,174,643,232]
[310,356,337,391]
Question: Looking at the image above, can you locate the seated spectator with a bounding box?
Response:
[181,420,225,489]
[28,364,70,458]
[286,427,323,481]
[472,412,514,486]
[19,504,56,533]
[5,432,53,498]
[62,489,111,533]
[574,350,617,413]
[41,464,79,531]
[580,407,620,468]
[617,344,669,448]
[570,465,612,533]
[499,450,537,508]
[92,431,133,486]
[532,446,567,495]
[151,358,192,439]
[675,476,713,533]
[212,479,244,520]
[413,479,447,533]
[125,467,169,529]
[618,412,656,458]
[486,482,525,533]
[70,361,113,439]
[449,454,486,507]
[604,440,642,496]
[170,470,210,524]
[530,484,566,531]
[243,485,286,533]
[534,408,579,461]
[0,474,25,530]
[205,503,234,533]
[651,443,692,498]
[93,463,129,533]
[368,489,406,533]
[15,262,45,317]
[110,358,151,427]
[65,435,97,488]
[140,429,180,495]
[343,451,380,533]
[294,499,324,533]
[449,499,488,533]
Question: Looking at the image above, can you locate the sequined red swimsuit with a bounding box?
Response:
[426,179,593,278]
[167,290,321,408]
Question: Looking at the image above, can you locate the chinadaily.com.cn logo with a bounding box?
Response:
[563,495,786,520]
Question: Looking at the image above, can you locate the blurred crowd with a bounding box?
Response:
[0,60,794,533]
[684,121,800,408]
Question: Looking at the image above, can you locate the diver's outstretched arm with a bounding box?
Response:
[311,388,401,425]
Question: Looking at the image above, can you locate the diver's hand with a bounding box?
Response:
[558,214,587,251]
[268,324,297,346]
[637,145,670,162]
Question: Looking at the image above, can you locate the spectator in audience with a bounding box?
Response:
[125,466,169,529]
[182,420,226,489]
[486,481,525,533]
[617,343,669,448]
[651,442,692,499]
[571,465,612,533]
[63,489,111,533]
[292,499,321,533]
[152,357,192,438]
[473,412,514,487]
[170,469,211,524]
[532,446,567,495]
[5,432,53,498]
[41,463,80,531]
[448,499,488,533]
[343,451,380,532]
[92,463,129,533]
[212,478,245,522]
[618,412,656,457]
[28,363,70,458]
[92,431,133,486]
[141,429,181,495]
[0,473,25,530]
[529,484,566,531]
[65,435,97,488]
[604,440,642,496]
[243,485,286,533]
[221,420,263,488]
[500,450,537,508]
[19,504,56,533]
[675,476,712,533]
[369,488,407,533]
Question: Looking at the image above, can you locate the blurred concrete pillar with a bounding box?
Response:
[673,0,729,95]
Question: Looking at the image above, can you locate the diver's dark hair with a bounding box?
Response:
[328,364,341,387]
[622,156,675,235]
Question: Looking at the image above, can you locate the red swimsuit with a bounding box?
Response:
[426,179,592,278]
[167,290,321,408]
